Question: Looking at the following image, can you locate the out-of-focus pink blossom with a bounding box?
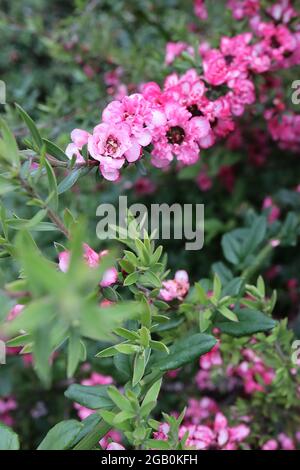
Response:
[262,439,279,450]
[160,270,190,302]
[165,42,194,65]
[58,244,118,288]
[194,0,208,20]
[262,197,281,223]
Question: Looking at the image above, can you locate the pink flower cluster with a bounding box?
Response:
[66,0,299,181]
[227,0,297,24]
[262,433,297,451]
[265,109,300,152]
[194,0,208,21]
[155,395,300,450]
[196,343,275,395]
[58,243,118,288]
[227,0,260,20]
[159,270,190,302]
[227,348,275,394]
[154,398,250,450]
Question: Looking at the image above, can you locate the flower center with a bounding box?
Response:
[224,54,234,65]
[105,135,119,155]
[271,35,281,49]
[166,126,185,145]
[187,104,204,117]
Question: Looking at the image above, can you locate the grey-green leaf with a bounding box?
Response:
[0,423,20,450]
[215,308,276,337]
[37,420,83,450]
[154,333,217,372]
[64,384,114,410]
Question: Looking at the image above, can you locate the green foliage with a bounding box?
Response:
[0,423,20,450]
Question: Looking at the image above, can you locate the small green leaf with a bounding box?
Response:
[58,168,84,195]
[213,274,222,300]
[107,386,133,412]
[145,439,170,450]
[114,327,139,341]
[16,104,43,149]
[140,271,161,288]
[142,378,162,408]
[132,352,146,386]
[95,345,118,358]
[45,159,58,211]
[123,272,139,286]
[43,138,68,161]
[218,306,238,322]
[149,340,169,354]
[67,331,82,378]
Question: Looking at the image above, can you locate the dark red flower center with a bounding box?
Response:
[187,104,204,117]
[271,35,281,49]
[224,54,234,65]
[166,126,185,145]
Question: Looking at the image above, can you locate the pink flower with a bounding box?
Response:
[88,122,137,181]
[134,177,156,196]
[267,0,297,24]
[106,442,125,450]
[81,372,113,386]
[100,430,124,449]
[151,102,211,168]
[66,129,90,164]
[0,397,17,427]
[153,422,170,441]
[203,49,229,86]
[228,78,256,116]
[160,270,190,302]
[278,433,295,450]
[229,424,250,443]
[197,169,212,191]
[194,0,208,20]
[7,304,24,322]
[262,439,279,450]
[100,267,118,288]
[185,397,219,423]
[262,197,281,223]
[227,0,260,20]
[200,344,222,370]
[58,244,118,288]
[179,424,215,450]
[165,42,194,65]
[102,93,152,150]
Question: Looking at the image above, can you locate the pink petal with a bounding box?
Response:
[100,165,120,181]
[100,267,118,287]
[58,251,70,273]
[125,141,141,162]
